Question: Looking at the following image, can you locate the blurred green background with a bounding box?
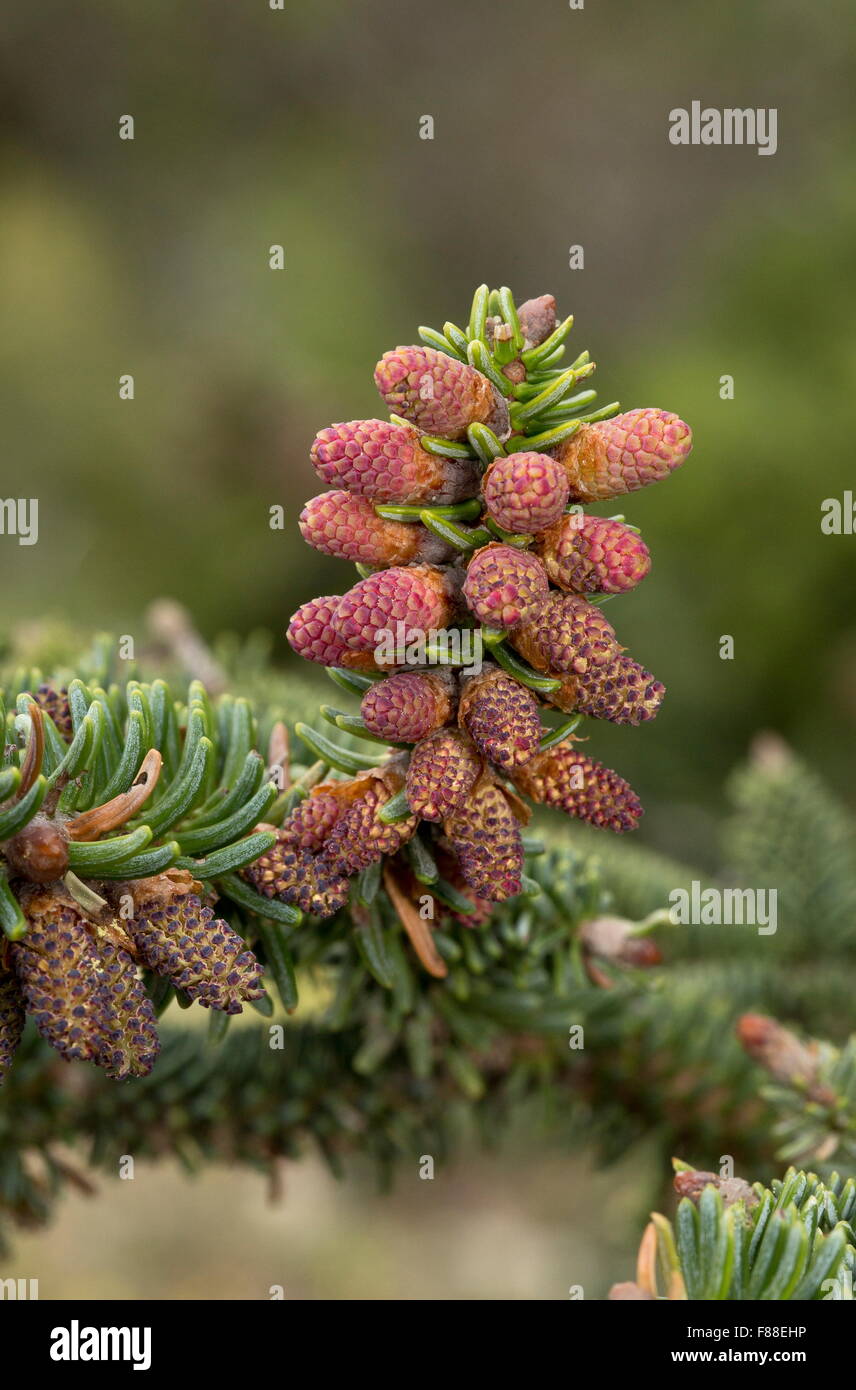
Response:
[1,0,854,1298]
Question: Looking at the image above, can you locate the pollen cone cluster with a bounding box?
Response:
[285,284,692,953]
[0,680,280,1085]
[1,871,266,1083]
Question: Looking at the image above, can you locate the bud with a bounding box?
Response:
[374,345,508,440]
[334,565,456,653]
[516,294,557,350]
[462,544,548,629]
[286,595,377,670]
[126,893,265,1015]
[512,743,643,832]
[4,817,69,883]
[550,652,665,725]
[12,894,160,1078]
[736,1014,835,1105]
[579,915,661,967]
[317,777,418,877]
[299,491,451,568]
[673,1169,758,1210]
[361,671,455,743]
[482,452,569,534]
[0,966,25,1085]
[444,781,524,902]
[511,591,619,675]
[536,514,651,595]
[405,727,482,822]
[554,409,692,502]
[310,418,479,504]
[458,665,541,769]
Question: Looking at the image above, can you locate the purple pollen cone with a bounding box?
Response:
[550,652,666,725]
[462,544,548,629]
[512,591,620,675]
[513,742,643,833]
[458,666,541,770]
[11,894,160,1079]
[242,828,350,920]
[444,781,524,902]
[126,894,265,1016]
[536,514,651,596]
[405,727,482,822]
[316,779,417,877]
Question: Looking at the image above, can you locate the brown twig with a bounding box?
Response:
[66,749,163,841]
[383,864,448,979]
[18,701,45,797]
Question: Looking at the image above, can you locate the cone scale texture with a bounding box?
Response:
[554,409,692,503]
[462,544,548,629]
[311,418,479,505]
[482,452,569,534]
[334,566,456,654]
[299,491,450,567]
[242,832,350,919]
[511,592,619,675]
[550,653,666,725]
[513,743,643,833]
[444,782,524,902]
[374,346,503,440]
[286,595,378,670]
[126,894,265,1016]
[458,667,542,770]
[361,671,455,743]
[12,896,160,1079]
[405,727,482,822]
[317,780,418,877]
[536,514,651,596]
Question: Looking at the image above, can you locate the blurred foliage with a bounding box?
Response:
[2,628,856,1261]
